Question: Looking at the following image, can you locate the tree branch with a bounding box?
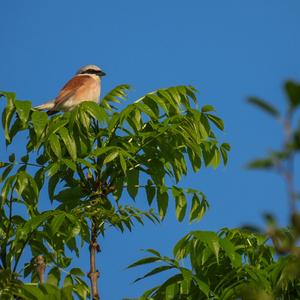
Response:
[88,221,101,300]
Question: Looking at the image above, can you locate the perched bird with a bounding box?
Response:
[35,65,106,115]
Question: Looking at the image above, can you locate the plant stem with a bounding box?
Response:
[13,231,34,272]
[2,187,15,269]
[283,111,296,215]
[88,221,100,300]
[35,255,46,283]
[2,161,44,168]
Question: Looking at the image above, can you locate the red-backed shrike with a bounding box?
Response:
[35,65,106,115]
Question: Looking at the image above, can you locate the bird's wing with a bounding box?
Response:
[53,75,94,108]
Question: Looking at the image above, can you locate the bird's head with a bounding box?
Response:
[77,65,106,77]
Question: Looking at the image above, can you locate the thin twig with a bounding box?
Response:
[282,110,296,215]
[13,231,34,272]
[1,161,45,169]
[2,185,16,269]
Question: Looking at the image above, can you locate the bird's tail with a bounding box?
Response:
[34,100,55,111]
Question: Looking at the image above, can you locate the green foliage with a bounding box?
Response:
[129,228,300,299]
[0,85,228,297]
[247,80,300,171]
[127,79,300,300]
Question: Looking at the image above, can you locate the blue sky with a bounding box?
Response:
[1,1,300,299]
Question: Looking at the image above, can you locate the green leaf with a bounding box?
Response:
[61,287,73,300]
[9,118,26,145]
[0,91,16,101]
[284,80,300,110]
[0,163,14,183]
[247,158,274,169]
[1,176,15,205]
[222,143,230,151]
[220,143,230,165]
[172,187,187,222]
[63,275,73,288]
[180,268,192,294]
[137,102,158,119]
[34,168,45,190]
[50,213,65,235]
[9,153,15,163]
[73,283,90,300]
[127,169,139,200]
[219,238,242,268]
[201,105,215,112]
[134,265,174,283]
[248,97,280,117]
[211,147,221,169]
[80,101,107,121]
[15,171,39,203]
[107,112,120,133]
[1,92,16,144]
[155,274,183,296]
[193,276,210,297]
[21,154,29,163]
[173,234,191,259]
[193,231,220,263]
[145,248,161,257]
[107,85,130,101]
[198,119,209,139]
[15,100,31,125]
[103,150,119,164]
[128,256,161,269]
[31,111,48,140]
[92,146,118,157]
[11,211,63,255]
[0,161,9,169]
[21,285,45,299]
[147,94,169,115]
[187,148,201,172]
[207,114,224,130]
[119,153,127,175]
[101,84,130,110]
[47,267,61,286]
[157,190,168,219]
[113,177,124,201]
[201,145,214,167]
[47,162,60,177]
[49,134,62,158]
[69,268,85,277]
[62,159,77,172]
[48,172,60,201]
[46,118,69,138]
[55,186,82,203]
[189,193,207,223]
[145,180,155,205]
[58,127,77,161]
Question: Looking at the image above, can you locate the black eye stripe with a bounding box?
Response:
[81,69,101,75]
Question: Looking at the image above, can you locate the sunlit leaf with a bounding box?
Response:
[15,100,31,125]
[32,111,48,140]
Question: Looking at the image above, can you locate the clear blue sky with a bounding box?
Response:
[1,1,300,299]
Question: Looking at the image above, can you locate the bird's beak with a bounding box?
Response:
[98,70,106,77]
